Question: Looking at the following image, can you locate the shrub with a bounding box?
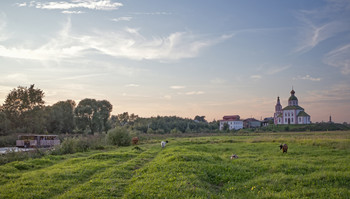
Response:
[51,136,97,155]
[0,134,18,147]
[0,148,46,165]
[107,127,131,146]
[170,128,180,134]
[59,137,79,154]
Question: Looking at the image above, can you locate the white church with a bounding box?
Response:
[274,89,311,125]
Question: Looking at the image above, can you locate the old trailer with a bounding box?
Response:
[16,135,60,148]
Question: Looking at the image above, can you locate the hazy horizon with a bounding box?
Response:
[1,0,350,123]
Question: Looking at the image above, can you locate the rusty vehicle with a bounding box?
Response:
[16,135,60,148]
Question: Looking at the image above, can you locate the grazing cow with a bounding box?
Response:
[231,154,238,159]
[280,144,288,153]
[161,140,168,148]
[132,137,139,145]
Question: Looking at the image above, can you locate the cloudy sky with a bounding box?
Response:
[0,0,350,123]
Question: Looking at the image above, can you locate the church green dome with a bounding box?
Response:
[288,89,298,101]
[289,95,298,101]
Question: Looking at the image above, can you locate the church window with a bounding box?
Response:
[291,118,293,122]
[285,119,287,123]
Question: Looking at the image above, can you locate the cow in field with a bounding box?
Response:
[280,144,288,153]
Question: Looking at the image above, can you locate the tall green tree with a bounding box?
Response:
[97,100,113,133]
[46,100,76,134]
[2,84,45,133]
[75,99,97,134]
[0,111,11,136]
[194,115,207,123]
[114,112,138,127]
[75,99,113,134]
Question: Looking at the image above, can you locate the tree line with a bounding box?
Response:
[0,85,219,136]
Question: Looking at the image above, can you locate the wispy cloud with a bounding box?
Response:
[15,2,27,7]
[0,73,30,85]
[18,0,123,11]
[0,13,8,42]
[125,84,139,87]
[0,18,230,62]
[59,73,105,80]
[132,12,172,15]
[323,43,350,75]
[293,74,321,81]
[295,21,346,53]
[210,78,226,85]
[304,83,350,104]
[0,18,83,60]
[162,95,172,100]
[62,10,85,14]
[170,86,186,89]
[250,75,262,80]
[294,0,350,53]
[265,65,291,75]
[111,17,132,22]
[185,91,204,95]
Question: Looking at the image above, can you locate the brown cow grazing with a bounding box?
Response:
[280,144,288,153]
[132,137,139,145]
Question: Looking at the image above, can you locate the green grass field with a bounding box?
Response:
[1,131,349,198]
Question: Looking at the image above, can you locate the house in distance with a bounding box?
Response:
[219,115,244,130]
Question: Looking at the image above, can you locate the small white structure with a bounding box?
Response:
[219,115,243,130]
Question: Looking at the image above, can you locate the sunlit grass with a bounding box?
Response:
[1,131,349,198]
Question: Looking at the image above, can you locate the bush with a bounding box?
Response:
[52,136,91,155]
[0,134,18,147]
[107,127,131,146]
[0,148,46,165]
[170,128,180,134]
[59,137,79,154]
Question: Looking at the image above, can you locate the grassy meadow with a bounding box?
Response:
[1,131,349,198]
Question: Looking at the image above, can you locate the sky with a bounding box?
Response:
[0,0,350,123]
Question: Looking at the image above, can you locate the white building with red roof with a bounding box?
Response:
[219,115,243,130]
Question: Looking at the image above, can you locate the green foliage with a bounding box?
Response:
[0,148,47,165]
[261,123,350,132]
[223,122,229,131]
[46,100,76,134]
[56,137,80,154]
[107,127,131,146]
[194,115,207,123]
[113,112,139,127]
[2,84,45,134]
[75,99,113,134]
[51,135,108,155]
[132,116,218,134]
[0,112,11,136]
[170,128,181,134]
[0,134,17,147]
[284,125,290,131]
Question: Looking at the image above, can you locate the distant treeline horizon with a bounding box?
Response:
[1,85,349,137]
